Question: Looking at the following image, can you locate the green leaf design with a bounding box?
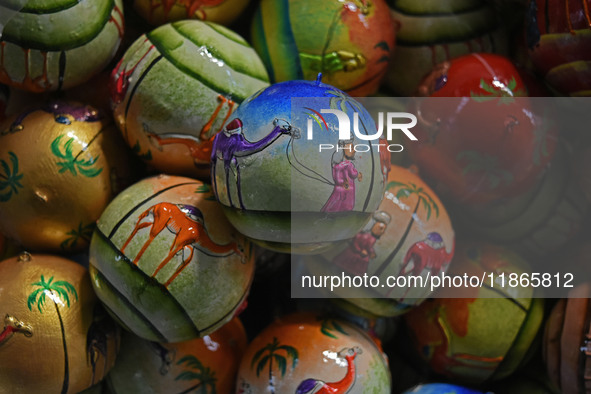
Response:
[470,77,525,105]
[175,371,200,381]
[256,354,270,377]
[60,222,95,250]
[480,79,497,94]
[195,184,211,194]
[51,135,103,178]
[0,151,24,202]
[320,318,349,339]
[386,180,440,221]
[327,89,361,114]
[175,355,217,391]
[177,355,204,370]
[251,337,298,379]
[507,77,517,91]
[274,354,286,378]
[27,275,78,314]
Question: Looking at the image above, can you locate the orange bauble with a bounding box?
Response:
[106,317,247,393]
[236,312,391,392]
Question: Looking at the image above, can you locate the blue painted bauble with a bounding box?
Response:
[211,77,386,253]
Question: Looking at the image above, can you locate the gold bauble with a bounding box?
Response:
[0,101,133,252]
[0,253,119,394]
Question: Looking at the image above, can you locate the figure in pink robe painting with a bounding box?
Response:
[332,211,391,275]
[321,138,363,212]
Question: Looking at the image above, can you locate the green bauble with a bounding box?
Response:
[89,175,255,342]
[111,20,269,178]
[404,241,544,384]
[250,0,396,96]
[0,0,124,91]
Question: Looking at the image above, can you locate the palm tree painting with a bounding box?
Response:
[0,151,24,202]
[470,77,525,104]
[175,355,217,394]
[60,222,95,251]
[373,181,439,277]
[319,318,349,339]
[251,337,298,393]
[51,135,103,177]
[27,275,78,394]
[327,89,362,113]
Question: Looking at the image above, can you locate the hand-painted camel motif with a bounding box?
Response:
[296,347,362,394]
[211,117,297,209]
[399,232,454,276]
[148,94,235,166]
[120,202,243,288]
[0,314,33,345]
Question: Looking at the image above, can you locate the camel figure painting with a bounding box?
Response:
[121,202,243,288]
[148,94,236,168]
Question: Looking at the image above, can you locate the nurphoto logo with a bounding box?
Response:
[306,109,418,152]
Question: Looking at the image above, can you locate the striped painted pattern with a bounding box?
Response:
[0,0,123,91]
[89,177,254,343]
[385,0,505,95]
[458,148,589,260]
[526,0,591,96]
[146,21,269,102]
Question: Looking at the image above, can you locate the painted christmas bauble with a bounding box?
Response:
[544,283,591,394]
[236,312,391,393]
[403,383,486,394]
[408,53,558,204]
[133,0,251,26]
[89,175,254,342]
[385,0,508,96]
[0,253,120,394]
[404,241,544,384]
[106,317,247,393]
[0,101,133,252]
[111,20,269,179]
[295,298,398,347]
[0,0,124,92]
[456,146,589,259]
[211,78,385,253]
[305,165,455,316]
[250,0,396,96]
[525,0,591,96]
